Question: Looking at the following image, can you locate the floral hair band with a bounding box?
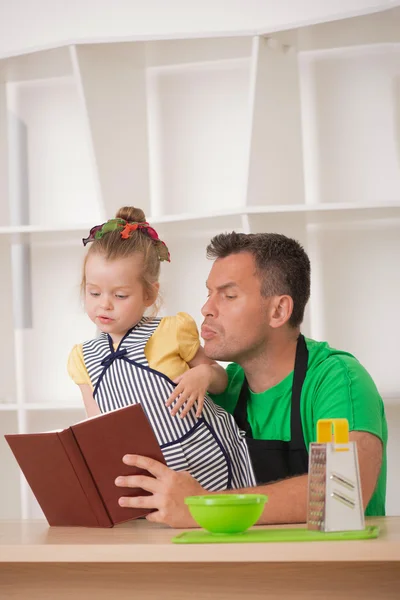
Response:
[82,218,171,262]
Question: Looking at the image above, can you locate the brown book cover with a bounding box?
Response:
[5,404,166,528]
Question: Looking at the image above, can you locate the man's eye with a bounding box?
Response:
[226,295,236,300]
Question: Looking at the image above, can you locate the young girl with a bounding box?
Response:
[68,206,255,491]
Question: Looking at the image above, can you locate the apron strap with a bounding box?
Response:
[233,334,308,450]
[234,379,252,437]
[290,334,308,451]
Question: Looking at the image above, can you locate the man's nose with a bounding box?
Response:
[201,295,216,317]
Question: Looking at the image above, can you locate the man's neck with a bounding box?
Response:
[241,331,300,394]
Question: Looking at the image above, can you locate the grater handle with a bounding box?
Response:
[317,419,349,444]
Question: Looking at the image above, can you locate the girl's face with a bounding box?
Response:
[84,253,157,345]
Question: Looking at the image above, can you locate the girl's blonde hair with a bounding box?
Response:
[81,206,165,311]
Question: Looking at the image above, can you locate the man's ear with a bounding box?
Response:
[144,282,160,307]
[269,295,294,329]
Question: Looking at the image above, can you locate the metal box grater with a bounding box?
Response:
[307,418,365,532]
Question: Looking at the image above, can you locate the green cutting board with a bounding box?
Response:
[172,525,379,544]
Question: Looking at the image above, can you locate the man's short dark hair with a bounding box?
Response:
[206,232,311,328]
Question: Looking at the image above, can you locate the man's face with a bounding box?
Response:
[201,252,272,363]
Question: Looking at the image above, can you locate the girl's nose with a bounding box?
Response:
[100,295,112,310]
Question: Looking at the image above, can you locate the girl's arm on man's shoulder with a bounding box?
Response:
[188,345,228,394]
[165,347,228,418]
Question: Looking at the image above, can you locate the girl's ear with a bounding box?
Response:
[144,281,160,307]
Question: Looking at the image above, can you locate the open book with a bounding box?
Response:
[5,404,166,527]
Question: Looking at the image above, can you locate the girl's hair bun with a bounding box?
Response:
[115,206,146,223]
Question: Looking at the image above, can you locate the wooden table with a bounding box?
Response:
[1,517,399,599]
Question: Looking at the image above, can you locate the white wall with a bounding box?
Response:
[0,0,398,56]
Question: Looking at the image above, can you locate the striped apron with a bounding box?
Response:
[82,317,256,491]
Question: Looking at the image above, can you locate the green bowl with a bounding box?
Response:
[185,494,268,534]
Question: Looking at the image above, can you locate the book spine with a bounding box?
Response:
[57,429,113,527]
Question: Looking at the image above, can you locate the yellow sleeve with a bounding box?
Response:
[67,344,92,387]
[176,311,201,364]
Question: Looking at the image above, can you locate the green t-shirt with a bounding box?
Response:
[210,338,387,516]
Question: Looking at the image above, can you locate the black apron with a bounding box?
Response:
[233,334,309,484]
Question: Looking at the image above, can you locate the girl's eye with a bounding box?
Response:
[89,292,100,297]
[116,294,127,299]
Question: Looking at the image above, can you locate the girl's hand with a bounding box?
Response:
[165,365,213,418]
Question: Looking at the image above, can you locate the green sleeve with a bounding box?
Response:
[309,354,387,517]
[311,355,386,443]
[208,363,245,414]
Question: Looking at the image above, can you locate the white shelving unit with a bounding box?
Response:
[1,7,399,520]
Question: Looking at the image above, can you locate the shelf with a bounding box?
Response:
[0,224,91,235]
[0,83,6,230]
[299,41,400,60]
[0,47,73,82]
[0,202,399,236]
[145,37,252,69]
[21,403,85,411]
[299,42,400,207]
[245,35,304,208]
[1,1,399,61]
[297,9,400,52]
[0,411,21,519]
[307,220,400,393]
[248,202,400,214]
[0,239,16,404]
[6,75,100,230]
[71,43,149,220]
[0,404,83,412]
[273,16,400,58]
[147,57,250,216]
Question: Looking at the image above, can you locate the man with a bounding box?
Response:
[115,232,387,527]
